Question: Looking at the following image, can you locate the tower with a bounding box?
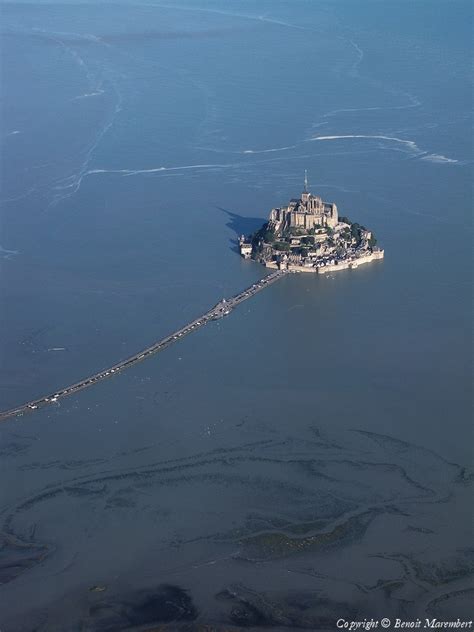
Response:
[302,169,310,203]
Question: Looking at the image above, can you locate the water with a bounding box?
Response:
[0,1,472,629]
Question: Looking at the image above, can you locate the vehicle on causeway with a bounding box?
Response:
[0,270,286,423]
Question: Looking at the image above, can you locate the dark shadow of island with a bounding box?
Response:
[217,207,265,255]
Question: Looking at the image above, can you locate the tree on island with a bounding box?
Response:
[289,227,306,236]
[350,222,363,246]
[251,223,276,245]
[273,241,291,251]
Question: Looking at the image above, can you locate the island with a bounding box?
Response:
[0,174,384,424]
[239,173,384,273]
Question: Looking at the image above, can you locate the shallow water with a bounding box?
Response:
[0,1,472,629]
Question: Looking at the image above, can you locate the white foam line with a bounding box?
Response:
[310,134,459,163]
[46,96,122,207]
[152,2,422,133]
[87,163,234,177]
[310,134,422,153]
[255,14,312,32]
[72,90,105,101]
[0,245,19,258]
[323,96,421,118]
[1,186,39,204]
[149,3,315,33]
[30,31,115,208]
[201,130,450,164]
[348,39,364,77]
[242,144,298,155]
[421,153,459,164]
[324,106,392,116]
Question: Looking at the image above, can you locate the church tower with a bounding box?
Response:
[301,169,310,203]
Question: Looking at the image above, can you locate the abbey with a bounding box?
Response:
[240,172,384,274]
[269,171,338,231]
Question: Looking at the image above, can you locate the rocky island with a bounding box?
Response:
[239,173,384,273]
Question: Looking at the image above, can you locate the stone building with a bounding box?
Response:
[238,236,253,258]
[269,192,338,231]
[269,175,338,231]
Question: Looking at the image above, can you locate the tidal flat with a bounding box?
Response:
[0,0,472,629]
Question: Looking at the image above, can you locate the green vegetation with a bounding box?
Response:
[273,241,291,251]
[265,229,276,243]
[289,227,306,236]
[251,223,275,245]
[247,208,379,263]
[350,222,362,246]
[238,510,378,561]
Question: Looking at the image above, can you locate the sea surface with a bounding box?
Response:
[0,1,472,630]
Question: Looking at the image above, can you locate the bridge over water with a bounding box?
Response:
[0,270,287,423]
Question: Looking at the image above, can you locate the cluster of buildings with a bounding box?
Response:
[239,174,384,274]
[268,172,339,231]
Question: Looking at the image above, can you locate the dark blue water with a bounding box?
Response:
[0,1,472,629]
